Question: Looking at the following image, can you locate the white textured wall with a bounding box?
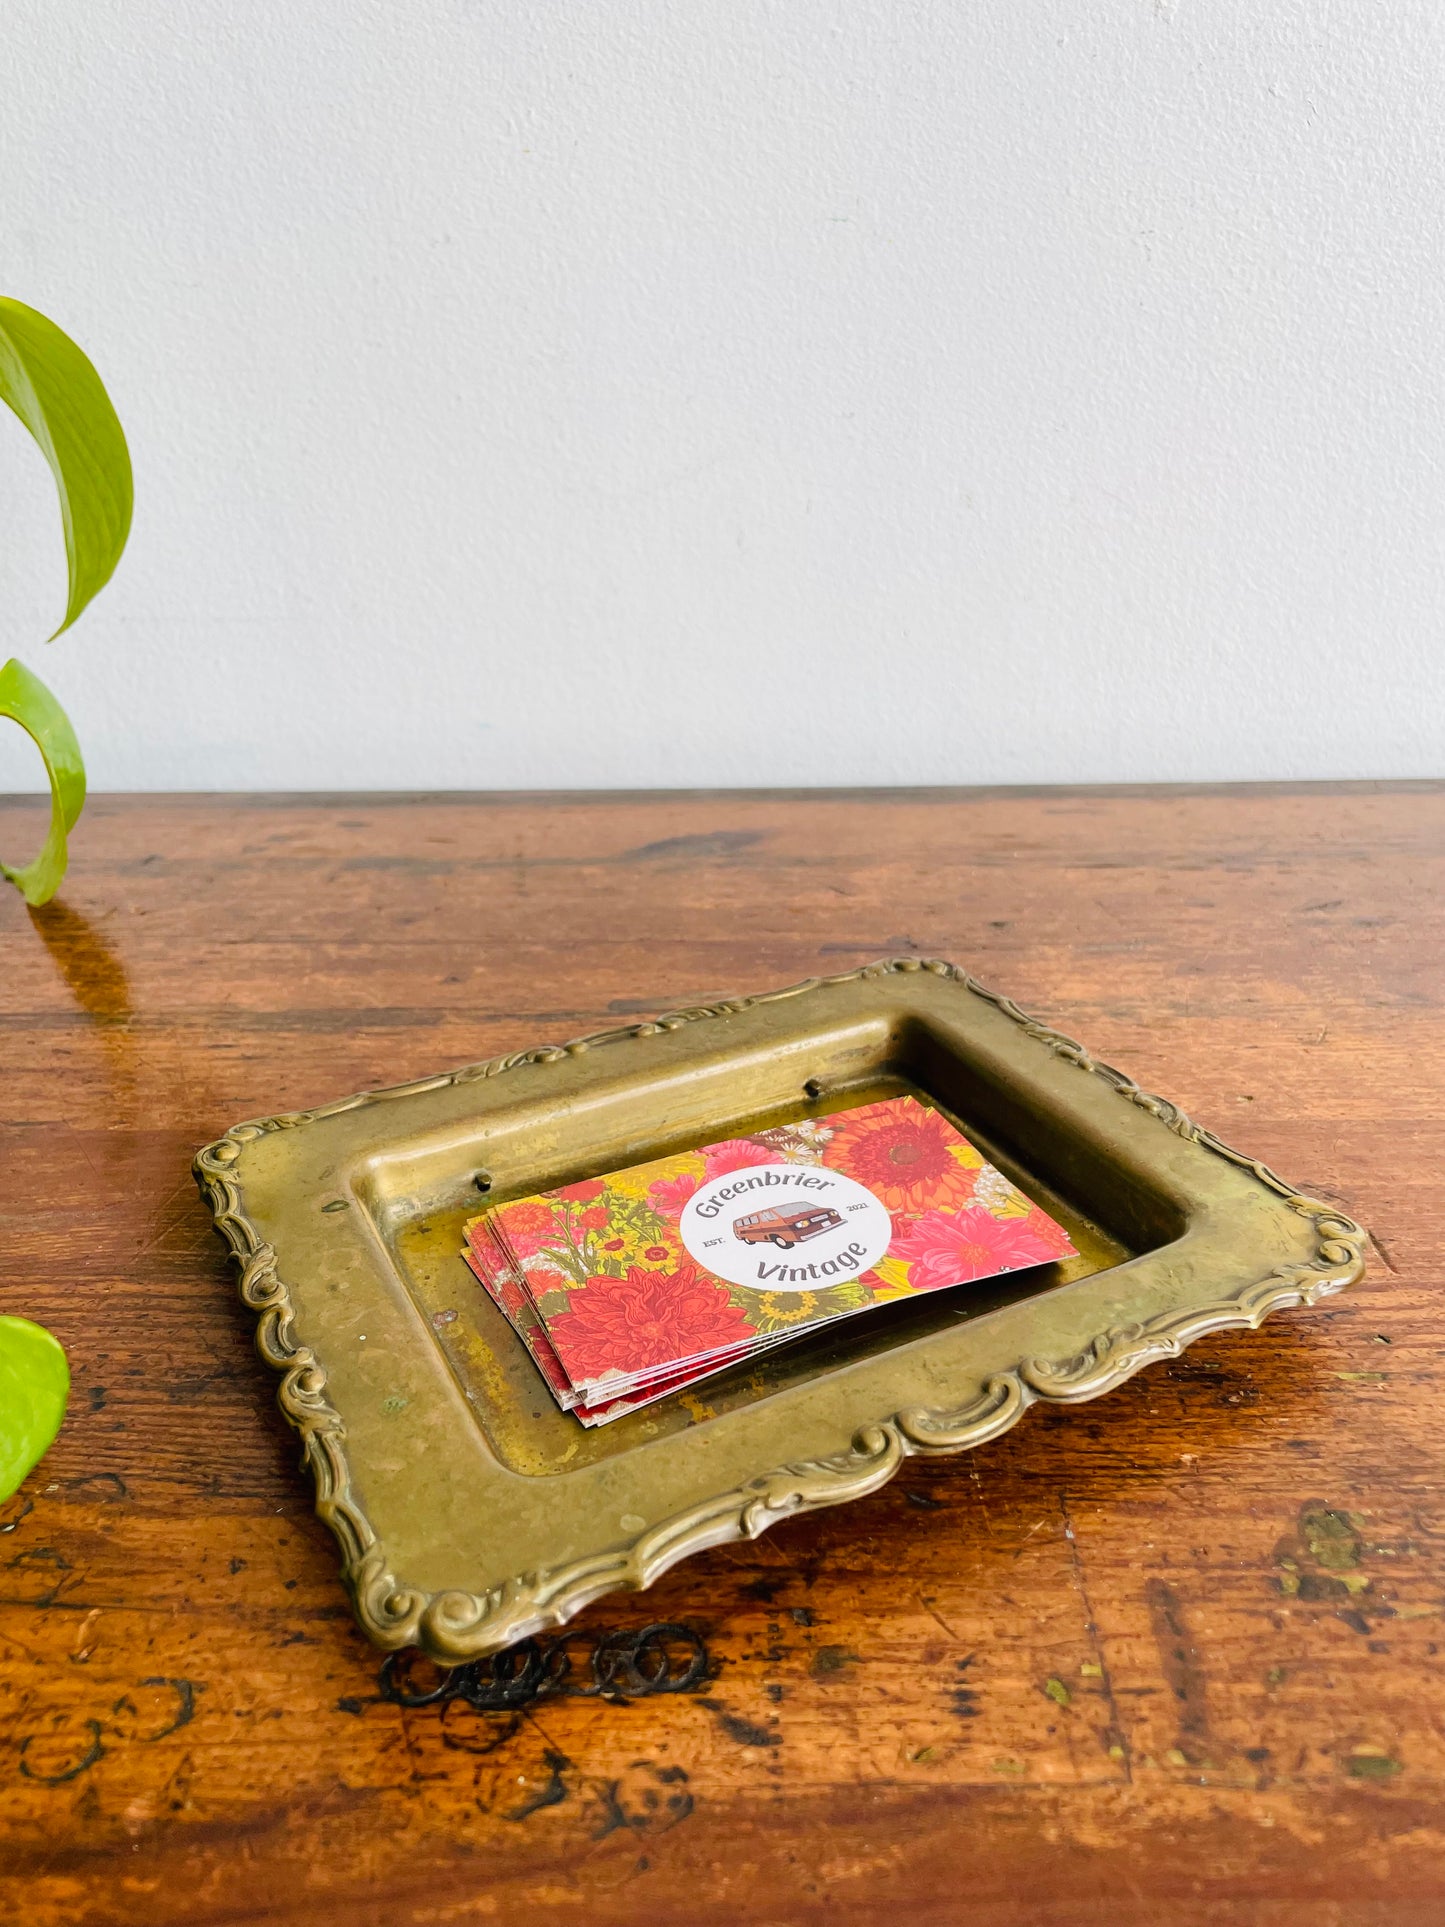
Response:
[0,1,1441,792]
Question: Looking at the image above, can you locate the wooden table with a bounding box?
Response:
[0,785,1438,1926]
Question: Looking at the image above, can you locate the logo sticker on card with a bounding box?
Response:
[680,1163,892,1292]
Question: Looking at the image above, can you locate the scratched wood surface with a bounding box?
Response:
[0,784,1439,1927]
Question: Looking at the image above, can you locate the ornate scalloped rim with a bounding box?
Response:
[192,958,1366,1663]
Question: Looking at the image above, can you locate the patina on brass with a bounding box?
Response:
[193,960,1365,1662]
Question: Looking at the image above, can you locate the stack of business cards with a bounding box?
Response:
[463,1095,1076,1427]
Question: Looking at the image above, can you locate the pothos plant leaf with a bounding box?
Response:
[0,297,130,906]
[0,1316,69,1504]
[0,295,133,637]
[0,656,86,905]
[0,299,128,1490]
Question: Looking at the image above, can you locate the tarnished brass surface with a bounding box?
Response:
[193,959,1365,1662]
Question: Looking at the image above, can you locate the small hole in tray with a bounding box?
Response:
[803,1078,824,1100]
[473,1172,492,1194]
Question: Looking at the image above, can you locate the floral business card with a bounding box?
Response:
[464,1096,1076,1424]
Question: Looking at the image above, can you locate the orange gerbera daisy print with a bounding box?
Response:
[825,1100,980,1214]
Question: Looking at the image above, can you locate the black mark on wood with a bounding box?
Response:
[1146,1580,1210,1761]
[16,1677,198,1788]
[19,1719,106,1785]
[129,1678,197,1741]
[64,1472,128,1502]
[586,1761,694,1840]
[507,1748,571,1822]
[742,1575,786,1603]
[4,1546,74,1606]
[440,1704,523,1755]
[1369,1232,1399,1274]
[698,1700,780,1748]
[950,1654,980,1719]
[623,830,764,863]
[377,1621,709,1714]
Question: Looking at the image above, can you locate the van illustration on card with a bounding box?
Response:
[732,1205,846,1248]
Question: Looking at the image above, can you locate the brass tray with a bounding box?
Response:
[193,959,1365,1663]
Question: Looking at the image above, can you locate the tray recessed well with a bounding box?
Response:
[193,960,1365,1662]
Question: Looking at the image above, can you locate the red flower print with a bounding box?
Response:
[703,1138,778,1181]
[495,1199,563,1257]
[554,1178,606,1205]
[826,1103,978,1214]
[889,1208,1072,1293]
[547,1263,754,1381]
[575,1204,610,1232]
[601,1236,627,1253]
[643,1245,669,1262]
[648,1171,699,1216]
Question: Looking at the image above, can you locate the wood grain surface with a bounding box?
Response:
[0,784,1438,1927]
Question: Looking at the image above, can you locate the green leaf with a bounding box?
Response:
[0,1315,69,1504]
[0,295,132,638]
[0,657,86,905]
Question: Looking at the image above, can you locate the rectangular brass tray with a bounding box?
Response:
[193,959,1365,1662]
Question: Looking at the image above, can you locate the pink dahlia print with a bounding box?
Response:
[648,1170,700,1216]
[701,1138,780,1181]
[889,1206,1073,1293]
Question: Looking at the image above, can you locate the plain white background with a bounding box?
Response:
[0,0,1441,792]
